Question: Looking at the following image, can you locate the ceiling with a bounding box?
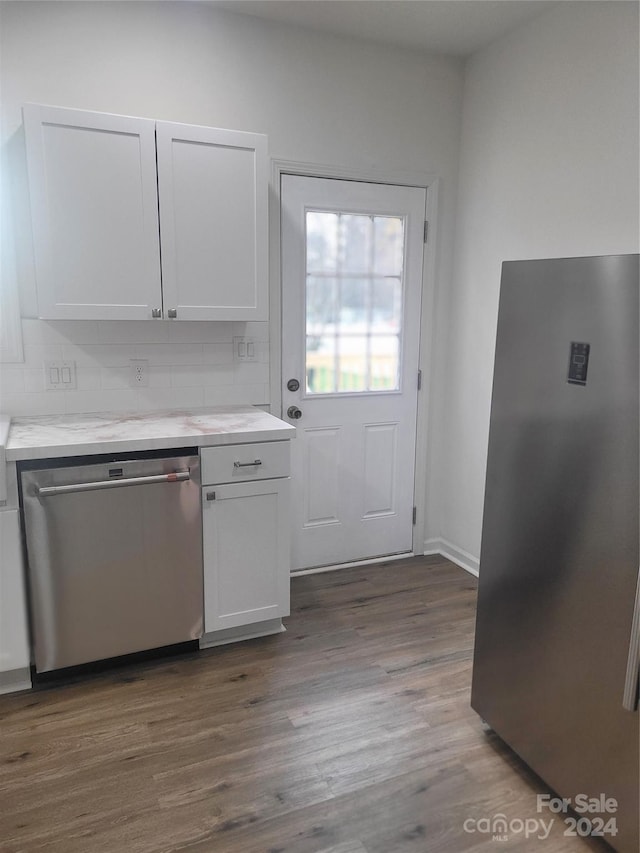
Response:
[210,1,559,58]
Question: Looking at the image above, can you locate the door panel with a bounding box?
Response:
[304,427,341,527]
[0,511,30,674]
[281,175,426,569]
[156,121,268,321]
[23,105,161,320]
[363,422,397,517]
[202,478,290,631]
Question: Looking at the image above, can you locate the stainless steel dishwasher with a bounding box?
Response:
[20,450,203,673]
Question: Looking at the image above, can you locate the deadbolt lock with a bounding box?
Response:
[287,379,300,392]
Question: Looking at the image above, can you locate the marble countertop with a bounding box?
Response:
[5,407,296,462]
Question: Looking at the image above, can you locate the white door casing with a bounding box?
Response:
[281,175,426,570]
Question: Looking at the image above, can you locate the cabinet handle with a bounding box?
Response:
[233,459,262,469]
[206,491,216,501]
[151,308,162,318]
[167,308,177,319]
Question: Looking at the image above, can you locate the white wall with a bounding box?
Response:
[434,1,640,570]
[0,0,463,444]
[2,2,637,569]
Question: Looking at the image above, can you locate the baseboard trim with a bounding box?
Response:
[0,667,32,695]
[199,618,285,649]
[291,551,415,577]
[424,538,479,577]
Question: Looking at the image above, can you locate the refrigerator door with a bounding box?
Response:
[471,255,639,852]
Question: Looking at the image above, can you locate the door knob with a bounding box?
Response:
[287,406,302,420]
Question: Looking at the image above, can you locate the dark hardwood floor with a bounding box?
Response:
[0,556,607,852]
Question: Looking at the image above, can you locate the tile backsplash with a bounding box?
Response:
[0,319,271,417]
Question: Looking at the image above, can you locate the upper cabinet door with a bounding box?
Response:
[156,122,268,321]
[24,105,162,320]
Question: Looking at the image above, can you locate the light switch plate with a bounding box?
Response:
[233,336,257,362]
[45,360,76,390]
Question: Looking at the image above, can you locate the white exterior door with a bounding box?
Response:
[281,175,426,570]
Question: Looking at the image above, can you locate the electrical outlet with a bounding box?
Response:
[129,359,149,387]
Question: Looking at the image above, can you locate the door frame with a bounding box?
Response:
[269,159,441,561]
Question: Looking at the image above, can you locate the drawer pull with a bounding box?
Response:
[233,459,262,469]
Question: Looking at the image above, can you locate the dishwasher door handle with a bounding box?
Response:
[36,470,191,497]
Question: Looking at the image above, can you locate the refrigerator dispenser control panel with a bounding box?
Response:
[567,342,590,386]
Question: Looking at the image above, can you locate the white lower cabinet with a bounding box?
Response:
[0,510,32,694]
[200,442,291,645]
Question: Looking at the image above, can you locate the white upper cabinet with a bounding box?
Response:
[24,105,162,320]
[23,106,268,321]
[156,122,268,321]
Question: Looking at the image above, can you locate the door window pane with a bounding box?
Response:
[338,278,368,329]
[306,276,338,329]
[372,278,402,333]
[374,217,404,276]
[306,334,336,394]
[337,336,367,392]
[369,335,400,390]
[306,211,338,272]
[341,215,371,273]
[305,210,404,395]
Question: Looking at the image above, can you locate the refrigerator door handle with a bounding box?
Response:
[622,570,640,712]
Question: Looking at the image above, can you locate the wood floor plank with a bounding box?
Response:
[0,556,607,852]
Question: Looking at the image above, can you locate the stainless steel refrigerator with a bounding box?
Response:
[471,254,639,852]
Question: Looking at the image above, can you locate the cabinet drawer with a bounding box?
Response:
[201,441,290,485]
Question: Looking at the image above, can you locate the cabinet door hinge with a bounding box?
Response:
[412,506,417,525]
[423,221,429,243]
[417,369,422,391]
